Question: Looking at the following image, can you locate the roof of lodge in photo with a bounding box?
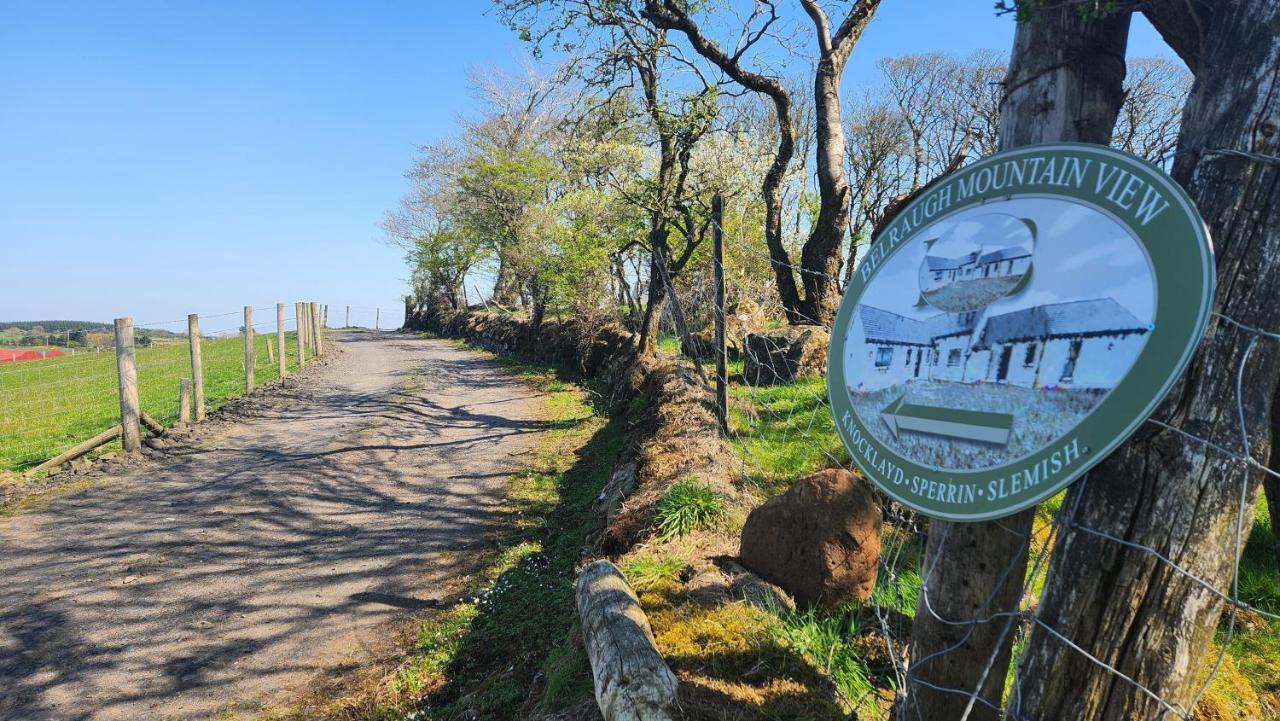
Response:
[858,298,1147,350]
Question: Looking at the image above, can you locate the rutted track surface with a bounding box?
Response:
[0,332,547,720]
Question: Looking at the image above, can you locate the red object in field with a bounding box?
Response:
[0,348,64,363]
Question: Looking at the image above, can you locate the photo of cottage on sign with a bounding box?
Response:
[829,143,1214,521]
[848,201,1154,471]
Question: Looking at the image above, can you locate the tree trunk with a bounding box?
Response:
[798,60,853,326]
[900,7,1131,721]
[637,226,670,356]
[1013,2,1280,718]
[492,252,519,307]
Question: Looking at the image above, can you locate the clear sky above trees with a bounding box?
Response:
[0,0,1175,324]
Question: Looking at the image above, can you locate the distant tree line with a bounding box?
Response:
[0,322,179,348]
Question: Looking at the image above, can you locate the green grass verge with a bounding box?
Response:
[0,331,303,472]
[725,363,1280,717]
[654,477,728,540]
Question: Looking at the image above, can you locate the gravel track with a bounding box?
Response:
[0,332,546,721]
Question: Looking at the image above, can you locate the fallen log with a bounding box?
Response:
[139,412,166,437]
[26,425,123,476]
[576,560,678,721]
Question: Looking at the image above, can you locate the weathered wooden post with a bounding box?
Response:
[375,307,380,331]
[345,305,350,328]
[187,313,205,421]
[179,378,191,425]
[902,7,1132,720]
[266,337,275,364]
[712,193,728,434]
[311,301,323,355]
[243,305,255,393]
[276,303,287,378]
[114,317,141,453]
[296,302,308,366]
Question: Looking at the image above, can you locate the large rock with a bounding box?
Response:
[681,298,768,360]
[739,469,882,610]
[742,325,830,385]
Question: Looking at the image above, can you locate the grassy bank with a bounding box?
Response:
[0,331,302,472]
[275,341,620,720]
[711,358,1279,718]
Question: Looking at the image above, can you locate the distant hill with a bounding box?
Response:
[0,321,182,348]
[0,320,112,333]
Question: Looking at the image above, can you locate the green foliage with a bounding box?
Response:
[772,607,879,713]
[654,477,728,540]
[620,553,687,589]
[727,360,849,494]
[539,637,591,710]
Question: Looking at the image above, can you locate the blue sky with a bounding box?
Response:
[0,1,1176,329]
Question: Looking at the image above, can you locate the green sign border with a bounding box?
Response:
[827,142,1214,521]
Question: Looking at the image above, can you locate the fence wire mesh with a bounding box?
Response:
[656,229,1278,720]
[0,304,393,474]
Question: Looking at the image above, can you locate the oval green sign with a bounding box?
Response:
[828,143,1214,521]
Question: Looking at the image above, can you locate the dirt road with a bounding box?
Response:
[0,332,547,721]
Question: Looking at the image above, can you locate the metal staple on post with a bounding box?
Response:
[114,317,141,453]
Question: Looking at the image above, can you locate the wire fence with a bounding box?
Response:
[0,302,396,474]
[654,224,1277,719]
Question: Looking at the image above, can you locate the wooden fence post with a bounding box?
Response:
[266,337,275,364]
[187,313,205,421]
[712,193,728,434]
[114,317,141,453]
[345,305,350,328]
[375,308,380,330]
[311,302,323,355]
[243,305,255,393]
[276,303,287,378]
[296,302,308,366]
[179,378,191,425]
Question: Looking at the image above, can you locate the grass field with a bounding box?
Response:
[0,331,304,472]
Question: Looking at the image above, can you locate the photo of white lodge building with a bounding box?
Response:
[849,297,1150,392]
[923,245,1032,289]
